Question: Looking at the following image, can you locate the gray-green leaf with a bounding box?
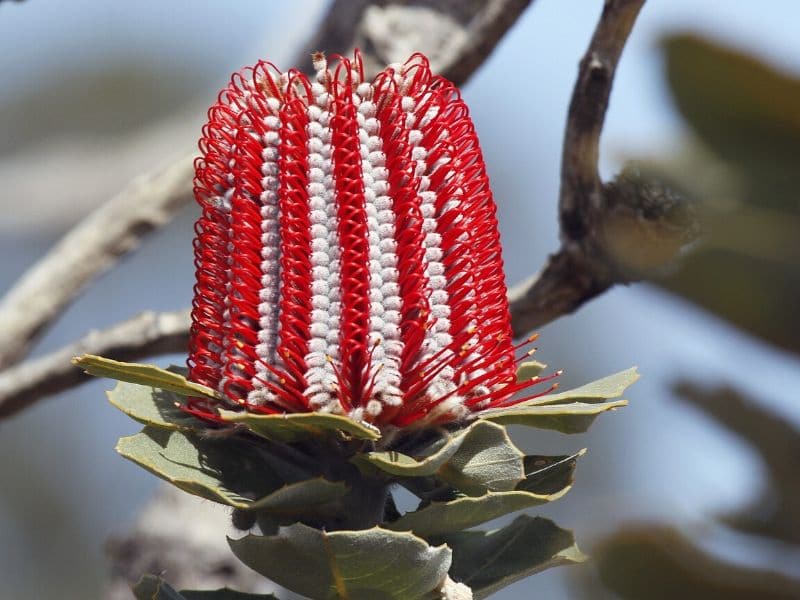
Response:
[108,378,207,430]
[480,400,628,434]
[353,421,525,495]
[387,451,583,536]
[219,410,380,443]
[75,354,219,399]
[387,489,567,537]
[116,426,346,511]
[229,524,451,600]
[479,369,637,432]
[523,368,639,406]
[437,515,586,599]
[516,360,547,382]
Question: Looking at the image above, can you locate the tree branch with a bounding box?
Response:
[295,0,533,85]
[559,0,644,242]
[0,154,194,371]
[508,0,648,337]
[0,309,190,419]
[104,486,279,599]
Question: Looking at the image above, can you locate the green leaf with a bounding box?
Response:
[478,369,636,433]
[516,360,547,382]
[654,35,800,354]
[246,477,348,514]
[116,426,346,511]
[523,368,639,406]
[592,525,800,600]
[388,489,567,537]
[75,354,219,399]
[219,410,380,443]
[480,400,628,434]
[663,34,800,207]
[519,451,584,494]
[353,421,525,495]
[108,379,207,430]
[133,575,278,599]
[437,515,586,599]
[229,524,451,600]
[387,451,583,536]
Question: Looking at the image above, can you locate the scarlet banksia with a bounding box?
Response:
[188,51,555,429]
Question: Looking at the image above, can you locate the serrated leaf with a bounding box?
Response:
[353,421,525,495]
[116,426,346,510]
[525,368,638,406]
[516,360,547,382]
[133,575,278,599]
[219,410,380,443]
[108,379,206,430]
[75,354,219,399]
[387,451,582,536]
[437,515,586,599]
[480,400,628,433]
[229,524,451,600]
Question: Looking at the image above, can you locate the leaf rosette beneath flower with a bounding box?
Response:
[75,352,634,597]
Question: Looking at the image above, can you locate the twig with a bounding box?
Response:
[0,309,190,419]
[0,154,194,371]
[508,0,646,336]
[559,0,644,241]
[508,247,615,335]
[438,0,534,85]
[295,0,533,86]
[104,486,279,599]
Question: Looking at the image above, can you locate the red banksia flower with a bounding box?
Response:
[188,51,555,429]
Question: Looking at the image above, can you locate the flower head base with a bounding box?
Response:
[188,51,554,428]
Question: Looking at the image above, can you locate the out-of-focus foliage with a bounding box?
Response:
[675,382,800,546]
[0,64,204,158]
[588,526,800,600]
[578,384,800,599]
[652,34,800,354]
[580,33,800,600]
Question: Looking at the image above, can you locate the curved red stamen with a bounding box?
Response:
[186,51,552,428]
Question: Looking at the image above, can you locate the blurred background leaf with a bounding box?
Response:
[579,31,800,600]
[583,525,800,600]
[653,34,800,353]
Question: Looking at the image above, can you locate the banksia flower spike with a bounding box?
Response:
[188,51,557,430]
[78,49,638,600]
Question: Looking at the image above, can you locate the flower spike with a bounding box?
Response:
[188,50,548,428]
